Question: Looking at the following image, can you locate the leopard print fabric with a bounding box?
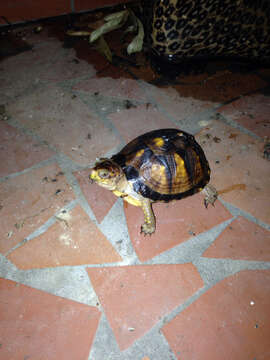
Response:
[143,0,270,63]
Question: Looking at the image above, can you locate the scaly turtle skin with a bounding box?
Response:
[89,128,217,234]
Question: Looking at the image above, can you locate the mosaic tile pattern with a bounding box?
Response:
[0,21,269,360]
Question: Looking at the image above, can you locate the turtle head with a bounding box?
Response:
[89,158,123,190]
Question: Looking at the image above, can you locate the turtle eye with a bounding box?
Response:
[98,169,110,179]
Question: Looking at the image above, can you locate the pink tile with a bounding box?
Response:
[7,85,121,165]
[203,216,270,261]
[0,40,64,99]
[196,121,270,224]
[73,77,147,102]
[219,93,270,138]
[124,193,232,262]
[0,122,54,177]
[7,204,122,269]
[3,40,64,68]
[0,278,101,360]
[74,168,118,223]
[0,162,75,254]
[108,104,176,142]
[162,270,270,360]
[87,264,203,350]
[39,49,95,82]
[149,85,215,121]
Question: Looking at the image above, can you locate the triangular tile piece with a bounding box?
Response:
[197,121,270,224]
[73,77,147,102]
[75,168,118,223]
[0,122,54,177]
[219,93,270,138]
[162,270,270,360]
[0,278,101,360]
[124,193,232,262]
[7,85,121,166]
[203,216,270,261]
[87,264,203,350]
[108,104,175,143]
[0,162,75,254]
[8,204,122,269]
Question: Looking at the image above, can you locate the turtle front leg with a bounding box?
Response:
[202,184,218,208]
[140,198,156,235]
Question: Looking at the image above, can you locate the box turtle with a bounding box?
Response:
[89,128,217,235]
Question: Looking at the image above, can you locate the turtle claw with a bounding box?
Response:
[203,184,218,209]
[141,222,155,236]
[204,198,215,208]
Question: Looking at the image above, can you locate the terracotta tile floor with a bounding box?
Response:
[0,20,270,360]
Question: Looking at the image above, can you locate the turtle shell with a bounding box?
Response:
[111,128,211,202]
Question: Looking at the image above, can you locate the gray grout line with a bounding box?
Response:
[63,170,99,224]
[146,217,235,265]
[214,110,264,141]
[4,200,78,257]
[219,197,270,230]
[75,91,127,144]
[7,257,270,273]
[1,40,269,333]
[89,312,178,360]
[99,198,140,265]
[6,116,60,153]
[1,34,269,355]
[137,79,223,133]
[0,155,57,183]
[0,152,86,183]
[137,77,268,142]
[58,164,137,263]
[194,257,270,286]
[155,261,270,332]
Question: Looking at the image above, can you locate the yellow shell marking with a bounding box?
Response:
[153,137,164,147]
[151,164,167,186]
[135,149,144,157]
[174,153,187,179]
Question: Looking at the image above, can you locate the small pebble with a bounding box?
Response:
[198,120,211,127]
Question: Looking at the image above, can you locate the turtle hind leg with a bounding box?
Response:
[202,184,218,208]
[140,198,156,235]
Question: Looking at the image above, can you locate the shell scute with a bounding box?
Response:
[111,128,210,201]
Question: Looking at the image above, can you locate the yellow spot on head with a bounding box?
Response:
[136,149,145,157]
[153,137,164,147]
[89,170,98,181]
